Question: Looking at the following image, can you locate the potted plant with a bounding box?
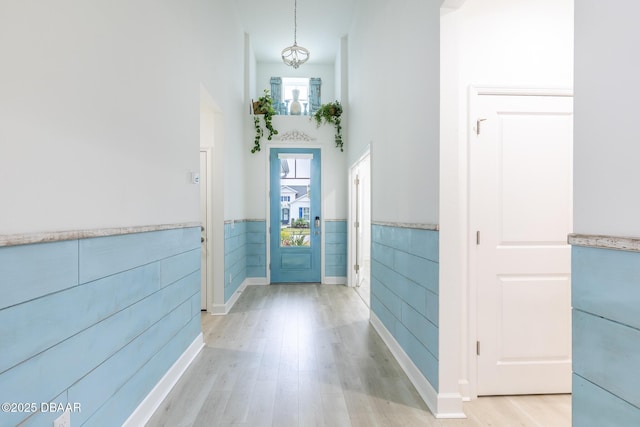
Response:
[251,89,279,153]
[311,100,343,152]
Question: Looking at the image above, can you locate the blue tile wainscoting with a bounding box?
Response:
[247,221,267,279]
[224,221,247,302]
[224,219,346,291]
[325,220,348,279]
[0,226,203,427]
[369,222,439,413]
[570,235,640,426]
[224,220,267,303]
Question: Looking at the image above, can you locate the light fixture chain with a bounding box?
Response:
[293,0,297,44]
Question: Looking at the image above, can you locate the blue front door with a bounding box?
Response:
[270,148,321,283]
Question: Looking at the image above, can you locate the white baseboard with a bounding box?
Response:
[323,276,347,285]
[369,313,465,419]
[245,277,269,286]
[123,333,204,427]
[459,379,472,401]
[211,278,249,315]
[435,393,466,419]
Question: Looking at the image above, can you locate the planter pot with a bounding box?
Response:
[253,101,266,114]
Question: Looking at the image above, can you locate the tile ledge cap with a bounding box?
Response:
[568,233,640,252]
[372,221,439,231]
[0,222,201,248]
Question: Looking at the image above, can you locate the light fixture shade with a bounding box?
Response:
[281,43,310,69]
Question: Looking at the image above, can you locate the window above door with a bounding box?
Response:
[270,77,321,116]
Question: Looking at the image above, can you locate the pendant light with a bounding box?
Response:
[281,0,309,69]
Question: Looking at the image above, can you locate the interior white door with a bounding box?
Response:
[199,150,208,310]
[472,93,573,395]
[351,153,371,306]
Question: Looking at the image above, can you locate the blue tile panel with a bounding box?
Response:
[325,221,347,277]
[0,227,201,427]
[224,221,247,302]
[572,246,640,426]
[246,220,267,279]
[371,224,439,391]
[225,221,267,301]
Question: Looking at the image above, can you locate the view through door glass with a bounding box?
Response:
[280,157,312,248]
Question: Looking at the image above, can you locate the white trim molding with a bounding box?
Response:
[275,130,316,142]
[323,276,347,285]
[245,277,269,286]
[475,87,573,97]
[370,313,466,419]
[211,278,249,315]
[122,333,204,427]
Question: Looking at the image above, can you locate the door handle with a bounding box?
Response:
[315,216,320,228]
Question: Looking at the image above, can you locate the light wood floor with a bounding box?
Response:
[147,284,571,427]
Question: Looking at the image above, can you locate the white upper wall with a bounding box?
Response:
[197,1,246,221]
[574,1,640,237]
[450,0,574,89]
[348,0,441,225]
[0,0,247,234]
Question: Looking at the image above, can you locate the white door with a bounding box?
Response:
[200,150,208,310]
[472,92,573,395]
[351,153,371,306]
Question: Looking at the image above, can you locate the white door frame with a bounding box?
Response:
[200,148,211,310]
[466,86,573,398]
[200,84,225,314]
[348,146,371,290]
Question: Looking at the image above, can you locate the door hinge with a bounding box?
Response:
[354,176,360,186]
[268,263,271,270]
[354,264,360,273]
[476,341,481,356]
[476,230,480,245]
[475,118,487,135]
[354,221,360,229]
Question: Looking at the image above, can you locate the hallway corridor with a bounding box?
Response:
[147,285,570,427]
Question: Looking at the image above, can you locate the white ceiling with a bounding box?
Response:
[234,0,359,64]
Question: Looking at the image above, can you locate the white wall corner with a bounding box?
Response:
[122,333,204,427]
[370,313,466,418]
[211,279,249,315]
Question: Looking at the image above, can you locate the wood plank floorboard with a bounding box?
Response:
[146,284,571,427]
